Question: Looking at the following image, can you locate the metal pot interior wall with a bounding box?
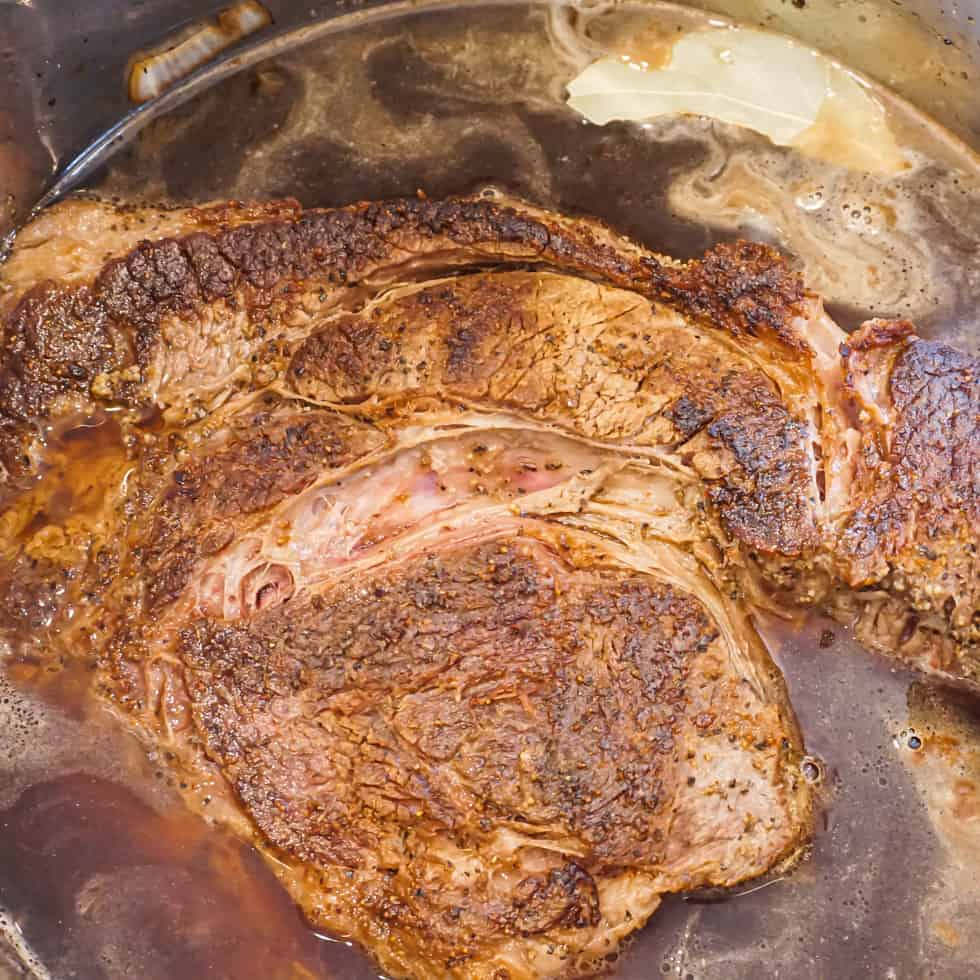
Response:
[1,0,978,238]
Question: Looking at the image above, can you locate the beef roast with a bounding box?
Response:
[0,191,977,977]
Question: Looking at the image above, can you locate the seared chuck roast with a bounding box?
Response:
[0,191,976,978]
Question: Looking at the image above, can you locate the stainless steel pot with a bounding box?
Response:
[1,2,979,978]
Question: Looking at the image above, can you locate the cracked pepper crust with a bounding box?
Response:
[177,532,806,977]
[3,192,971,671]
[0,193,809,481]
[0,191,977,977]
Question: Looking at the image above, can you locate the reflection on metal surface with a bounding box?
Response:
[128,1,272,102]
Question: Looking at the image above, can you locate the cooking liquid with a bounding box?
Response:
[3,3,980,977]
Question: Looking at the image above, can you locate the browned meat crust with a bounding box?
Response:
[0,194,807,485]
[286,271,818,558]
[1,191,977,978]
[837,321,980,678]
[179,533,805,977]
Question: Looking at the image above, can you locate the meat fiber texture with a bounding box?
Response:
[0,191,976,979]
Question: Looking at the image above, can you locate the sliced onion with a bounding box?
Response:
[129,1,272,103]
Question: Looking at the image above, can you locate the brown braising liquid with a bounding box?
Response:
[2,2,979,977]
[0,414,377,978]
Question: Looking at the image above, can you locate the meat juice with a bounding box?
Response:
[2,2,979,977]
